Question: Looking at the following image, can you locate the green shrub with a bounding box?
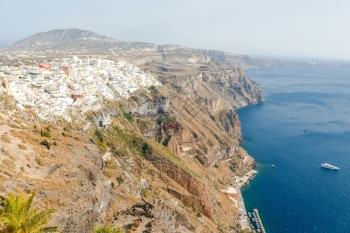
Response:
[94,130,104,142]
[103,170,112,178]
[97,141,107,154]
[0,192,59,232]
[40,129,51,138]
[94,130,106,153]
[116,176,124,184]
[123,112,134,122]
[141,143,152,156]
[40,140,51,150]
[140,188,148,198]
[148,85,156,91]
[93,224,123,233]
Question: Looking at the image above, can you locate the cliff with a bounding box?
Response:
[0,54,262,232]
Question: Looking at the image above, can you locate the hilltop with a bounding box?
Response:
[12,28,114,48]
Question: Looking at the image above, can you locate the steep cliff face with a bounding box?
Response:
[131,62,262,168]
[156,63,263,111]
[195,49,277,69]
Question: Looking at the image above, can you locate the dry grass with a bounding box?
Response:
[1,134,11,143]
[35,157,45,166]
[13,118,22,125]
[0,175,6,193]
[1,159,15,171]
[12,130,37,147]
[18,144,27,150]
[3,150,11,158]
[0,185,6,193]
[8,122,20,129]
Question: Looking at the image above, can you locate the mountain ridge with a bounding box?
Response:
[12,28,115,48]
[5,28,321,69]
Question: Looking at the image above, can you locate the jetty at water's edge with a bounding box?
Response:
[254,209,266,233]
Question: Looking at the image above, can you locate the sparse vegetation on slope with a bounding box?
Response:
[93,224,123,233]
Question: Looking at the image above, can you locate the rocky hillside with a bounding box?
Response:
[0,56,262,232]
[0,27,265,231]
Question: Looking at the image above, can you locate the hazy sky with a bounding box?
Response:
[1,0,350,59]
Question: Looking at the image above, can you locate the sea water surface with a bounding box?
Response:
[238,66,350,233]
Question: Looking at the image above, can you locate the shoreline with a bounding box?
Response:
[235,169,258,189]
[233,169,258,230]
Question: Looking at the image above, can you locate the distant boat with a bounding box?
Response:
[320,163,340,170]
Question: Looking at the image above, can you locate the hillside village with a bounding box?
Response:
[0,57,161,122]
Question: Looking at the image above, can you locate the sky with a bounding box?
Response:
[1,0,350,60]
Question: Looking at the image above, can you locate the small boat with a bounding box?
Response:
[248,212,252,218]
[250,223,255,229]
[257,229,261,232]
[252,212,256,217]
[321,163,340,170]
[256,222,261,228]
[271,164,275,168]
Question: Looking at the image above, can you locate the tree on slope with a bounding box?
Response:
[0,192,60,233]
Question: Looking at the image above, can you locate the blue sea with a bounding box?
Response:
[238,66,350,233]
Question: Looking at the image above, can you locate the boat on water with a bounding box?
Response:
[320,163,340,170]
[248,212,252,218]
[256,222,261,228]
